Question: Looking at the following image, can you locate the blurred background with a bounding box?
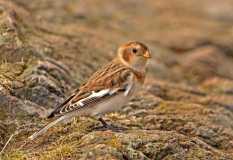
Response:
[3,0,233,83]
[1,0,233,159]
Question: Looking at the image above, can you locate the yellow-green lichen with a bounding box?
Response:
[38,144,74,160]
[1,150,27,160]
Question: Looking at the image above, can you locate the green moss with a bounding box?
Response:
[186,148,212,159]
[39,144,74,160]
[0,62,27,90]
[105,135,122,149]
[156,101,184,113]
[1,150,27,160]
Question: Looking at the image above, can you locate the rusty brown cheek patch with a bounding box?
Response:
[122,51,132,62]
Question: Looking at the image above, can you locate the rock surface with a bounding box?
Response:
[1,0,233,159]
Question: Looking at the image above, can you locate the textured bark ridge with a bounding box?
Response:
[1,0,233,159]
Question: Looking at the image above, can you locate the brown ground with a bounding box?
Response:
[1,0,233,159]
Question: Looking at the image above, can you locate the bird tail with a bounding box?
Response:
[28,115,68,140]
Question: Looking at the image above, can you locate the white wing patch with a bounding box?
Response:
[124,82,133,96]
[60,85,133,114]
[78,89,111,106]
[62,89,115,113]
[124,73,135,96]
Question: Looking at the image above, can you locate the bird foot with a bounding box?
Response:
[92,124,127,132]
[91,117,127,132]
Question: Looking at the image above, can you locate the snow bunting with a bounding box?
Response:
[29,41,151,140]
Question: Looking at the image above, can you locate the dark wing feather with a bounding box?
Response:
[50,88,127,117]
[60,89,114,114]
[47,91,91,118]
[47,93,76,118]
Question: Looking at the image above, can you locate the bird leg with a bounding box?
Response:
[98,117,108,127]
[92,117,126,132]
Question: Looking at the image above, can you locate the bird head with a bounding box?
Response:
[118,41,151,72]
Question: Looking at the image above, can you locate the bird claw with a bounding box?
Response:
[92,124,127,132]
[90,117,127,132]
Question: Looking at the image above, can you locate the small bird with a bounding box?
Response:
[29,41,151,140]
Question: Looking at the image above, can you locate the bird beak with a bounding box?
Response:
[143,51,151,59]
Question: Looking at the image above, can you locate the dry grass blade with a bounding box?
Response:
[0,133,15,155]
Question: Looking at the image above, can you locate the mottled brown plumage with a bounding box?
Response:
[48,59,132,117]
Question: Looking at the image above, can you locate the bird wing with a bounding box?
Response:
[48,61,134,118]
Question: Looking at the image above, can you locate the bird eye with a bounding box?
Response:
[132,48,137,54]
